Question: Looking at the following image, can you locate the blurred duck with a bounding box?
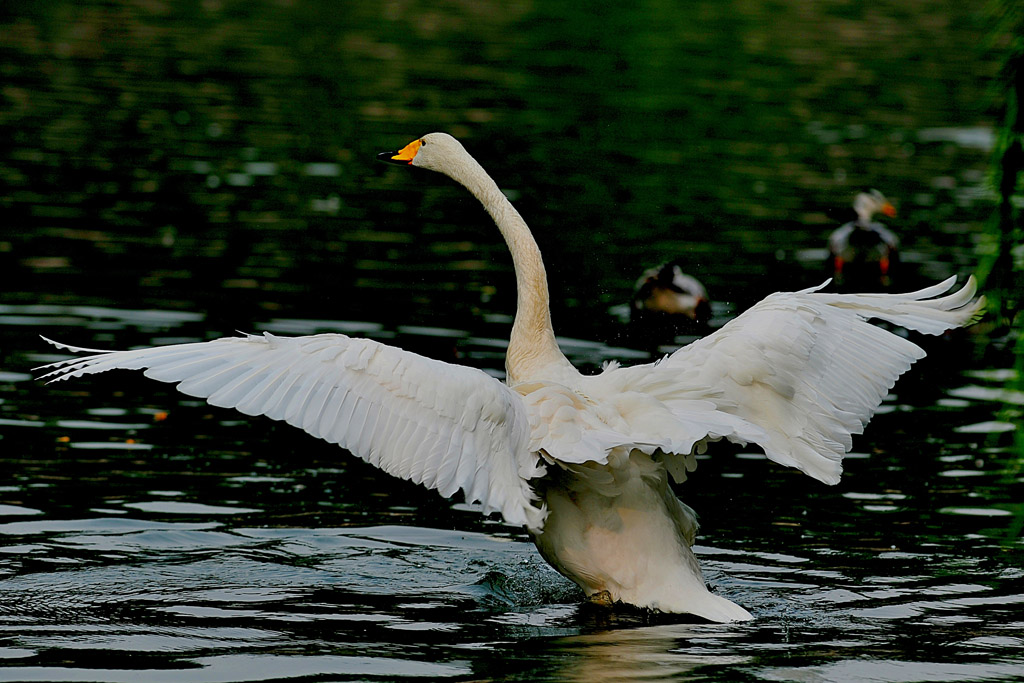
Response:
[631,260,711,325]
[827,190,899,290]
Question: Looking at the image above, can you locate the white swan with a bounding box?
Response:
[39,133,984,622]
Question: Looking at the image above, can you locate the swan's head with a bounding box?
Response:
[377,133,468,174]
[853,189,896,222]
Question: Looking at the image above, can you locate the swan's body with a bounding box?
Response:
[828,190,900,290]
[40,134,984,622]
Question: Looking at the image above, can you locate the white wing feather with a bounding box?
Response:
[596,276,984,484]
[38,333,546,530]
[37,276,983,518]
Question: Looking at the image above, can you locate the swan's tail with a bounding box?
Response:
[684,591,753,623]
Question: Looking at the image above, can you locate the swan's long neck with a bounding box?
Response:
[440,152,572,384]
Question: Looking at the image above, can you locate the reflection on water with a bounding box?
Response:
[546,624,752,682]
[4,307,1022,681]
[2,0,1022,681]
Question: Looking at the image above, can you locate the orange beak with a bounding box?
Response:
[377,139,422,165]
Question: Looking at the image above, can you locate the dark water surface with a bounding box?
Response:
[2,1,1022,681]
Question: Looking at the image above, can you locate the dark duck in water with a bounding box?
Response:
[630,260,711,346]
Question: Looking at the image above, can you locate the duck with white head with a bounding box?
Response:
[827,189,900,290]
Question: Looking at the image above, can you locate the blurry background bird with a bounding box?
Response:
[628,259,712,347]
[827,190,899,291]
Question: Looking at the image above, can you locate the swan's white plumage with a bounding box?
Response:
[611,277,981,484]
[40,333,543,530]
[39,132,985,622]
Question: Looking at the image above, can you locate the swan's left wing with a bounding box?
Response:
[603,276,984,484]
[38,333,545,529]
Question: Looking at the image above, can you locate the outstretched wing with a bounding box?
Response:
[602,276,984,484]
[38,333,545,530]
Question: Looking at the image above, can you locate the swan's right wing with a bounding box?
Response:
[38,333,545,530]
[601,276,984,485]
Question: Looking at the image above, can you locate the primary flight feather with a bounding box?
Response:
[39,132,984,622]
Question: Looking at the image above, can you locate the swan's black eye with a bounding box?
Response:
[419,139,426,146]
